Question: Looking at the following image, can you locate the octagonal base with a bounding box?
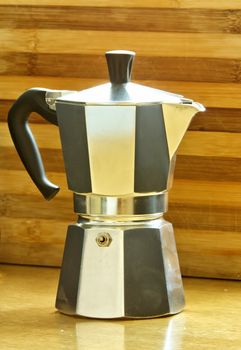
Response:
[56,218,185,319]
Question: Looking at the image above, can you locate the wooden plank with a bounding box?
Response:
[189,108,241,133]
[175,155,241,182]
[146,80,241,109]
[176,229,241,279]
[2,123,241,158]
[0,192,240,231]
[0,194,74,220]
[1,53,241,84]
[1,29,241,59]
[166,203,241,232]
[0,147,65,172]
[170,179,241,207]
[0,0,240,10]
[0,77,102,100]
[2,146,241,182]
[0,217,67,244]
[1,218,241,279]
[0,170,70,197]
[1,103,241,134]
[0,100,44,123]
[1,216,241,277]
[0,52,31,76]
[0,217,65,266]
[0,122,61,149]
[1,76,241,109]
[0,242,63,266]
[1,6,241,34]
[176,229,241,256]
[1,171,241,208]
[179,250,241,279]
[178,131,241,158]
[35,31,241,59]
[0,29,36,53]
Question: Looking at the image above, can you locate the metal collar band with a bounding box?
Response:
[74,193,168,217]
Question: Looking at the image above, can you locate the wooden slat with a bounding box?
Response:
[1,76,241,109]
[0,122,60,149]
[1,6,241,34]
[1,171,241,208]
[127,80,241,109]
[0,217,67,265]
[0,217,67,244]
[1,103,241,134]
[176,229,241,279]
[0,170,69,197]
[0,100,44,123]
[178,131,241,158]
[175,155,241,182]
[1,219,241,278]
[0,53,31,76]
[0,147,65,172]
[0,242,63,265]
[0,193,74,220]
[0,0,240,10]
[0,124,63,159]
[2,217,240,248]
[170,179,241,207]
[0,77,102,100]
[2,147,241,182]
[2,123,241,158]
[1,53,241,84]
[1,177,240,276]
[176,229,241,255]
[189,108,241,133]
[0,192,240,232]
[1,29,241,59]
[166,204,241,232]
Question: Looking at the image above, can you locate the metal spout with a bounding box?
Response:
[162,101,205,160]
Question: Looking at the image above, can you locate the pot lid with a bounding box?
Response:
[57,50,199,106]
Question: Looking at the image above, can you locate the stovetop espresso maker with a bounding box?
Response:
[8,50,205,319]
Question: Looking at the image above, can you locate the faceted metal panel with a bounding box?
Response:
[160,221,185,314]
[167,155,177,190]
[56,103,92,193]
[55,224,84,315]
[134,104,170,193]
[124,227,169,317]
[76,227,125,318]
[85,106,136,195]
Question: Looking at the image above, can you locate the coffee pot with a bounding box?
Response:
[8,50,205,318]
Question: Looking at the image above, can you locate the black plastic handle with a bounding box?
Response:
[8,88,60,200]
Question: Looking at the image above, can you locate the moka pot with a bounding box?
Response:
[8,50,205,318]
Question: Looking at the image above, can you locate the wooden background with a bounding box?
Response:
[0,0,241,280]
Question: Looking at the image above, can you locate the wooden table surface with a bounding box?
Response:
[0,264,240,350]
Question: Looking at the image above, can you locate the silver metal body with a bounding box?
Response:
[56,217,184,319]
[54,102,203,217]
[51,51,205,319]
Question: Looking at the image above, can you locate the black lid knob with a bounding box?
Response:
[105,50,135,84]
